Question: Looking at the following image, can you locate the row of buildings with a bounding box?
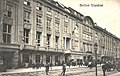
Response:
[0,0,120,71]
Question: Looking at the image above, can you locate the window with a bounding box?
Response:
[3,24,11,43]
[64,15,68,22]
[36,32,41,46]
[24,29,30,44]
[36,15,42,26]
[83,33,86,40]
[47,7,51,12]
[24,0,30,6]
[47,7,52,15]
[55,56,59,62]
[55,36,59,48]
[55,22,59,32]
[55,11,59,18]
[36,3,42,11]
[35,55,40,63]
[24,11,30,23]
[23,54,29,63]
[46,55,51,63]
[47,19,51,26]
[47,19,51,30]
[5,5,12,18]
[74,40,78,51]
[64,25,67,33]
[55,56,60,65]
[95,33,98,41]
[47,34,51,46]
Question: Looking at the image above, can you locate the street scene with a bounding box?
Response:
[0,0,120,76]
[0,64,120,76]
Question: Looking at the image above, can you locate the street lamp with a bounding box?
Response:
[94,43,98,76]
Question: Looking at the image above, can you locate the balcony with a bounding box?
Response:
[23,22,31,29]
[46,27,52,34]
[55,31,60,36]
[3,16,13,25]
[36,10,43,17]
[36,26,43,32]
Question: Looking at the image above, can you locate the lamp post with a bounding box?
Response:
[94,43,98,76]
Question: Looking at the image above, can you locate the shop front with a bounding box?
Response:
[0,49,19,72]
[20,48,65,67]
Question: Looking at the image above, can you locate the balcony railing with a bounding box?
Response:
[36,26,43,32]
[47,27,52,34]
[3,16,13,25]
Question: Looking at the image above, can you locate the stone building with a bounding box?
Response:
[0,0,120,71]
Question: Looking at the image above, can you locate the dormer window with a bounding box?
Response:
[24,0,30,6]
[47,7,52,15]
[47,7,51,12]
[74,12,77,15]
[65,15,68,22]
[84,19,92,25]
[55,11,59,18]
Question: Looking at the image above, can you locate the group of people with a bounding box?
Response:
[45,61,66,76]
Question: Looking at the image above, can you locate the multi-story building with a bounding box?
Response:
[0,0,120,71]
[94,26,120,62]
[0,0,20,71]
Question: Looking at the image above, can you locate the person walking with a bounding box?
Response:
[45,62,50,75]
[102,62,108,76]
[61,61,66,76]
[79,59,83,67]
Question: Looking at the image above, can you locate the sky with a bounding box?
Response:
[54,0,120,38]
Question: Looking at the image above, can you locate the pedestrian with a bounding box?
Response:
[80,59,83,67]
[50,62,53,69]
[45,62,50,75]
[102,62,107,76]
[61,61,66,76]
[36,62,40,69]
[68,60,71,68]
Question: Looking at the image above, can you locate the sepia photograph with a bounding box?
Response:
[0,0,120,76]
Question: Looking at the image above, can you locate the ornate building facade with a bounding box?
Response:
[0,0,120,71]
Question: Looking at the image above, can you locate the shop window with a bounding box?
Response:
[23,54,29,63]
[46,55,51,63]
[35,55,40,63]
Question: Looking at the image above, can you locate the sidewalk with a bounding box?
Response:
[0,65,101,75]
[0,65,87,74]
